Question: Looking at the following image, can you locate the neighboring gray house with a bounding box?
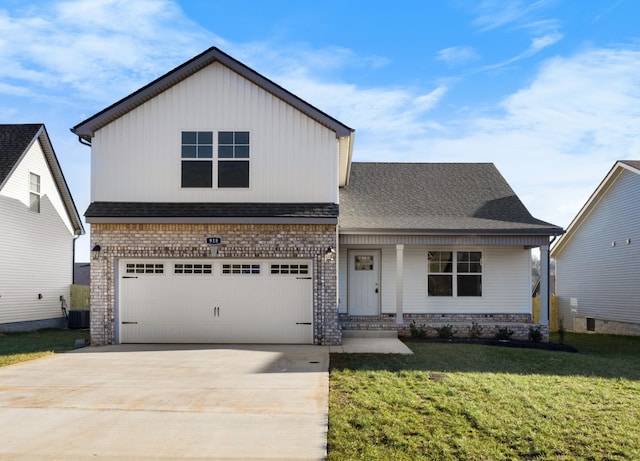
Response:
[551,160,640,335]
[72,47,562,346]
[0,124,85,331]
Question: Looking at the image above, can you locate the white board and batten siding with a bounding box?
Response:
[339,245,531,315]
[0,140,75,324]
[555,168,640,327]
[118,258,314,344]
[92,62,339,204]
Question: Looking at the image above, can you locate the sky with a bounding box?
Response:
[1,0,640,261]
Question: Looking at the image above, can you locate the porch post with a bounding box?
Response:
[539,244,550,326]
[396,244,404,325]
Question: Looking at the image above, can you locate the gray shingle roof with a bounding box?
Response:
[85,202,338,219]
[339,163,563,235]
[0,124,42,186]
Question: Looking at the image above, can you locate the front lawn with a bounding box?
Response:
[329,333,640,460]
[0,328,90,367]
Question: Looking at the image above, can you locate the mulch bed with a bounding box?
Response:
[402,337,578,352]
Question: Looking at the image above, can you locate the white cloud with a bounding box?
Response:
[472,0,553,32]
[0,0,219,104]
[437,46,479,67]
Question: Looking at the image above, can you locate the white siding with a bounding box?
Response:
[92,62,339,203]
[0,141,75,324]
[555,169,640,326]
[339,245,531,315]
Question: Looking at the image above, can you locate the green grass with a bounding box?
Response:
[329,333,640,460]
[0,328,90,367]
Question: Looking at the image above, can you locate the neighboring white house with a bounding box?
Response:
[72,47,562,346]
[0,124,85,331]
[551,160,640,336]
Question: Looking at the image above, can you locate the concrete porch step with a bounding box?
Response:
[342,330,398,339]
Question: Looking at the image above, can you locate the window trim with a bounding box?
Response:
[181,131,213,188]
[427,250,483,297]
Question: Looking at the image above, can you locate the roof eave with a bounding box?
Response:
[551,160,639,257]
[37,126,85,235]
[339,227,564,236]
[72,47,354,140]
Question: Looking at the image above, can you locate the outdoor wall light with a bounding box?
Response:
[91,244,102,260]
[324,246,336,262]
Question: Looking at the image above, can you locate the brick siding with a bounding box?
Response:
[90,223,339,345]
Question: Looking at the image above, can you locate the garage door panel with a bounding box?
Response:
[118,259,313,344]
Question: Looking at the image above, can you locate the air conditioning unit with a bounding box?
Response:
[67,310,90,329]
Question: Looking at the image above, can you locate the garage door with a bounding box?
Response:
[118,259,313,344]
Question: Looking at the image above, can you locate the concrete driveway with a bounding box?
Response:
[0,344,329,460]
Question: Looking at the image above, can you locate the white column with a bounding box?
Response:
[539,244,550,326]
[396,244,404,325]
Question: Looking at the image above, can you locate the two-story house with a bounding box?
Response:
[1,124,84,331]
[73,47,562,346]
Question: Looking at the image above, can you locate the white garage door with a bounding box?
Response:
[118,259,313,344]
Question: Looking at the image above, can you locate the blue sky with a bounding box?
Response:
[1,0,640,261]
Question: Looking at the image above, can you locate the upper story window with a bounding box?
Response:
[218,131,249,188]
[428,250,482,297]
[29,173,40,213]
[181,131,213,188]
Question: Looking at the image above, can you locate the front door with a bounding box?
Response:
[348,250,380,315]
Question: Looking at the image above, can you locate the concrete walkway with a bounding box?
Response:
[0,344,329,460]
[330,330,414,355]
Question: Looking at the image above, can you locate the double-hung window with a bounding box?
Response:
[29,173,41,213]
[181,131,213,188]
[428,251,482,297]
[218,131,249,188]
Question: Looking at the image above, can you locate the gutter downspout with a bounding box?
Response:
[545,234,559,325]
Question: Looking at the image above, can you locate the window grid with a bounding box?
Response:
[270,264,309,275]
[222,264,260,275]
[427,251,482,297]
[126,263,164,274]
[181,131,213,159]
[181,131,213,188]
[218,131,250,188]
[174,263,212,274]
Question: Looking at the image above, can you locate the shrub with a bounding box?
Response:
[528,325,543,343]
[434,324,456,340]
[495,326,514,340]
[409,320,428,339]
[467,321,484,339]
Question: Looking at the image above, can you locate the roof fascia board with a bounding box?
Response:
[551,161,633,256]
[339,228,562,236]
[37,126,85,235]
[72,47,353,140]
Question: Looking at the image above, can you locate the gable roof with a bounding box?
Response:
[551,160,640,257]
[71,46,355,185]
[0,124,85,236]
[339,162,563,235]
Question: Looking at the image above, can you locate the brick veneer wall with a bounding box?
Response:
[90,223,339,345]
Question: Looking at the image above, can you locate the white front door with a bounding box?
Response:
[348,250,380,315]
